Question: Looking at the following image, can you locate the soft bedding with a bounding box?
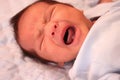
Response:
[0,0,97,80]
[69,1,120,80]
[1,0,119,80]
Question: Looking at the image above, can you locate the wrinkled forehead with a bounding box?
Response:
[17,2,50,50]
[19,2,51,24]
[18,1,73,35]
[18,2,50,35]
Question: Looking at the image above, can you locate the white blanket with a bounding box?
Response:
[1,0,119,80]
[0,0,100,80]
[69,1,120,80]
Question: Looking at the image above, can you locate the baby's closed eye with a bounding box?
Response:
[44,6,55,23]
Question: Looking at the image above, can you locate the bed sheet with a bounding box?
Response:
[0,0,101,80]
[69,1,120,80]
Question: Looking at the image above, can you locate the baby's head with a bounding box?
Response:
[11,0,92,66]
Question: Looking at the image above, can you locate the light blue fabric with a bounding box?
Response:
[69,1,120,80]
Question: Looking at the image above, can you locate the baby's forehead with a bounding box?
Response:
[27,2,51,10]
[18,1,74,34]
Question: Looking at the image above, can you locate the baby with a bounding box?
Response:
[10,0,112,66]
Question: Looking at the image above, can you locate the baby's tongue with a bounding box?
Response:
[66,27,75,44]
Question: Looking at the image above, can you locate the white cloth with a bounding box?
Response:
[56,0,100,10]
[84,2,114,19]
[69,1,120,80]
[0,0,119,80]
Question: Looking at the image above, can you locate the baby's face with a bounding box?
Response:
[18,2,92,63]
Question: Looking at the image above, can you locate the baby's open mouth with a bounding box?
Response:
[63,26,75,45]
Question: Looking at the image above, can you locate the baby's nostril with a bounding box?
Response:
[54,25,57,28]
[52,32,55,35]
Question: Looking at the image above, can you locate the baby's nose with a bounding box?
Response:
[51,25,57,36]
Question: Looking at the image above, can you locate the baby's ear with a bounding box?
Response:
[58,62,64,67]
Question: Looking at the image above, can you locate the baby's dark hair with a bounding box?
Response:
[10,0,73,64]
